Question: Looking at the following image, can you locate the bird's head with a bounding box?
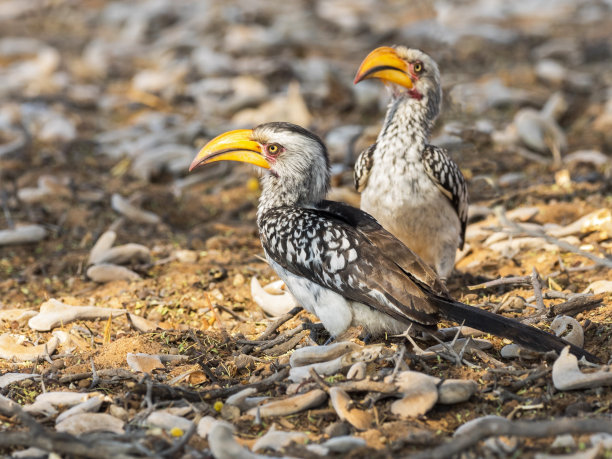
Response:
[354,46,441,111]
[190,122,330,206]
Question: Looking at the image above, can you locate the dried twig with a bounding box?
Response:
[530,267,545,311]
[410,417,612,459]
[132,367,290,402]
[548,294,603,318]
[468,275,532,291]
[494,206,612,269]
[241,306,302,354]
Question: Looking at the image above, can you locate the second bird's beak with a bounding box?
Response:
[189,129,271,172]
[354,46,413,89]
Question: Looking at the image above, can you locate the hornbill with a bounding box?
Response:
[354,46,468,281]
[189,122,593,360]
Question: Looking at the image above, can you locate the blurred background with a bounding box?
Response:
[0,0,611,297]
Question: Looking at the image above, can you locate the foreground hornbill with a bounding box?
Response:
[189,122,593,360]
[354,46,468,281]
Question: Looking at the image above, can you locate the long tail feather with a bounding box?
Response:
[430,296,597,362]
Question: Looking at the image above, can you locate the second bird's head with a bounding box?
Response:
[189,122,330,202]
[354,46,441,109]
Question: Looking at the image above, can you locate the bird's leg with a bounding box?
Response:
[323,335,336,346]
[359,332,373,345]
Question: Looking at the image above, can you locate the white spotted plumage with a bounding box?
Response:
[355,47,468,281]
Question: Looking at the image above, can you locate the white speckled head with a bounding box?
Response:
[393,47,441,109]
[252,122,330,211]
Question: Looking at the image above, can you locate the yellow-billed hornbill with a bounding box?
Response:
[189,122,593,360]
[354,46,468,281]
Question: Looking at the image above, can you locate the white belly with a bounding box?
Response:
[266,255,410,337]
[361,160,460,279]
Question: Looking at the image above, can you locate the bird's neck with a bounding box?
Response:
[257,172,328,224]
[376,94,438,160]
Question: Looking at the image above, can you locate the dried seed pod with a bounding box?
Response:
[28,298,126,331]
[290,341,361,367]
[56,413,125,435]
[437,380,477,404]
[329,387,371,430]
[86,263,141,283]
[0,225,47,246]
[111,193,161,224]
[251,276,298,316]
[247,389,327,418]
[552,347,612,391]
[550,316,584,348]
[0,333,59,362]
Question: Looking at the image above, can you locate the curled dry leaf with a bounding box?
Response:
[423,338,492,355]
[389,371,439,418]
[225,387,267,412]
[0,224,47,246]
[552,347,612,391]
[0,308,37,324]
[547,208,612,239]
[55,395,104,424]
[127,313,160,332]
[90,243,151,266]
[247,389,327,418]
[89,230,116,265]
[437,379,478,404]
[289,345,382,382]
[290,341,361,367]
[252,425,308,452]
[320,436,367,453]
[17,175,71,204]
[251,276,298,316]
[111,193,161,224]
[208,421,264,459]
[550,316,584,347]
[28,298,127,331]
[500,343,541,360]
[0,372,41,389]
[582,280,612,295]
[146,411,194,433]
[329,387,371,430]
[0,333,59,361]
[87,263,141,282]
[126,352,164,373]
[196,415,216,439]
[56,413,125,435]
[346,361,367,380]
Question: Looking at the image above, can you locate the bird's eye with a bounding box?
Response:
[414,62,423,73]
[267,144,280,155]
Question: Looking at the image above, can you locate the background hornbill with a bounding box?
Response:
[354,46,468,282]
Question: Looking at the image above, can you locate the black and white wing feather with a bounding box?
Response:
[259,203,441,329]
[421,145,468,248]
[354,143,376,192]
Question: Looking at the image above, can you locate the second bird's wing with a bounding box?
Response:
[422,145,469,248]
[354,143,376,192]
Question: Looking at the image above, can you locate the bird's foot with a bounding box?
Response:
[359,332,373,345]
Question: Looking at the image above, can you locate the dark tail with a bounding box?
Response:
[430,296,597,362]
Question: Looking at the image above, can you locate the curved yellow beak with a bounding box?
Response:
[354,46,413,89]
[189,129,270,172]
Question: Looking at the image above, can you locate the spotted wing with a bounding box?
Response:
[422,145,468,248]
[259,205,441,328]
[354,143,376,192]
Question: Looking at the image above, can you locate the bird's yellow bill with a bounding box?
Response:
[354,46,413,89]
[189,129,270,171]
